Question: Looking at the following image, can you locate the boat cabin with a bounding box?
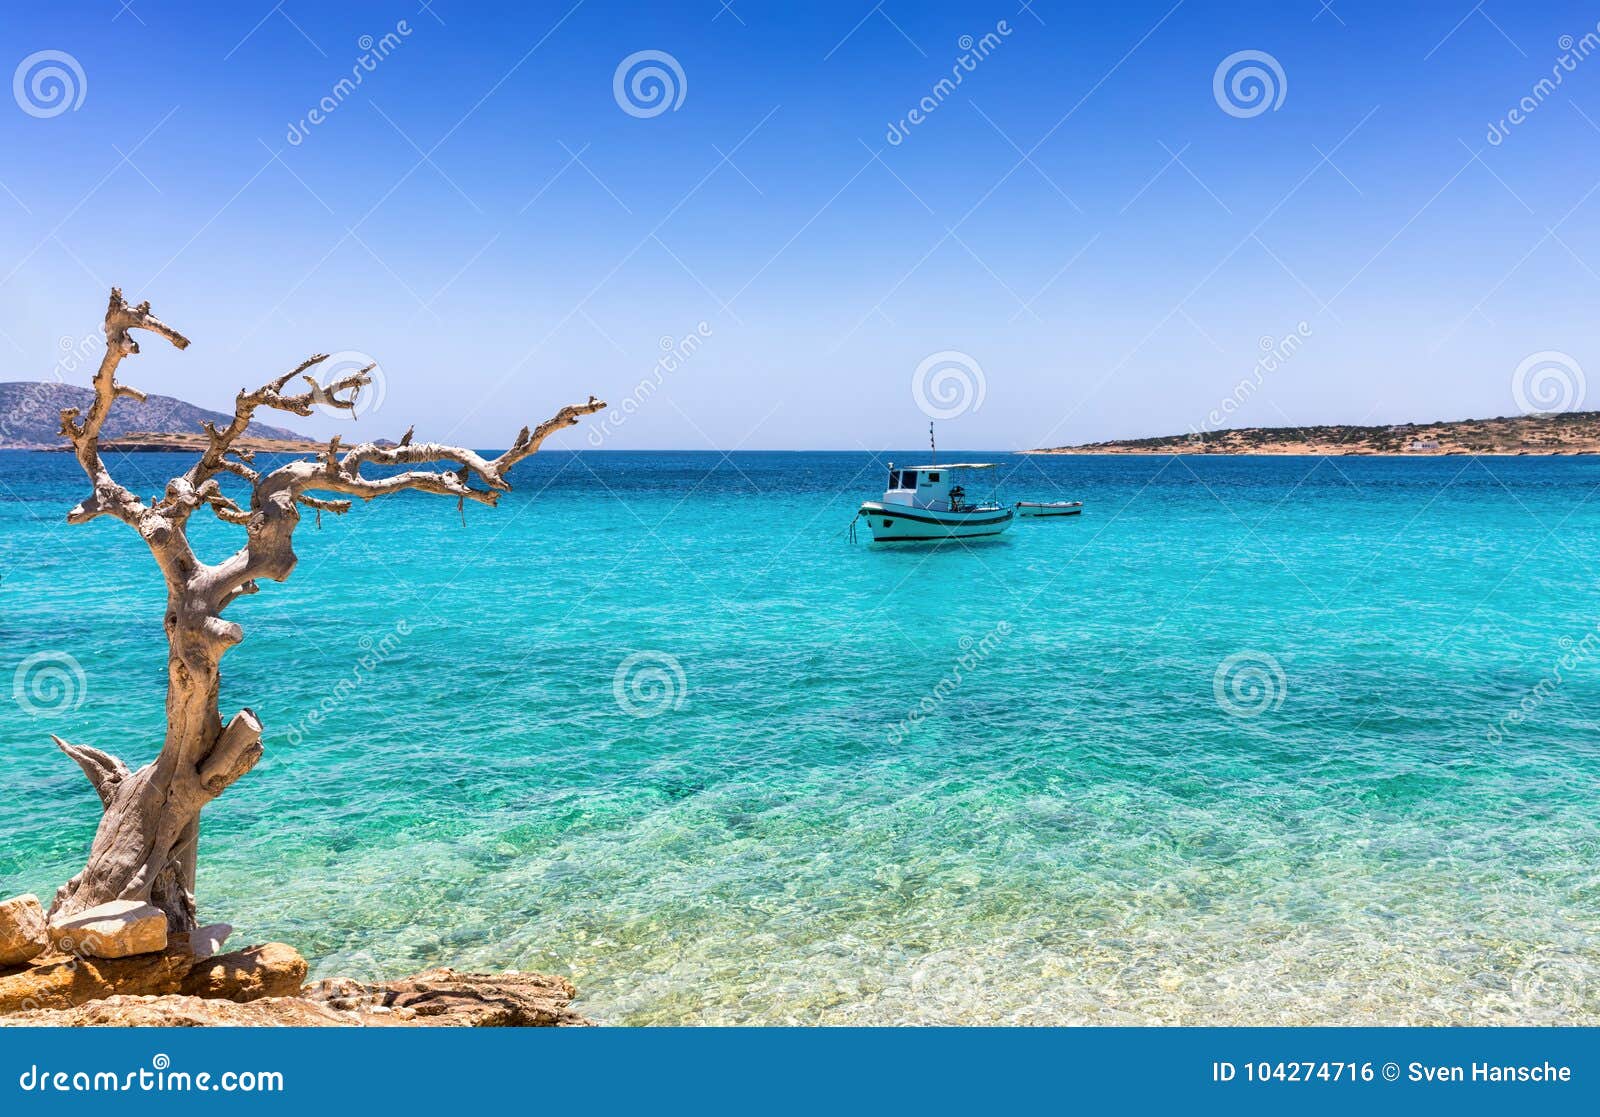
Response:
[881,463,998,511]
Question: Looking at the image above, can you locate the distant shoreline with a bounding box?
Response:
[1021,448,1594,457]
[1028,413,1600,457]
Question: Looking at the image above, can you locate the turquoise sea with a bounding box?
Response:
[2,449,1599,1025]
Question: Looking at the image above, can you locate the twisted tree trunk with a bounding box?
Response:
[46,288,603,934]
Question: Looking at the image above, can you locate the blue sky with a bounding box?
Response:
[2,0,1598,449]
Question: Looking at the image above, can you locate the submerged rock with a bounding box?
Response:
[0,895,47,966]
[302,968,589,1026]
[48,900,167,959]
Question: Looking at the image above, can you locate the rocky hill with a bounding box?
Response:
[0,381,302,450]
[1029,413,1600,455]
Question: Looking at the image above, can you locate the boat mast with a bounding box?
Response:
[929,421,936,465]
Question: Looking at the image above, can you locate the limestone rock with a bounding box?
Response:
[179,943,306,1003]
[0,949,191,1013]
[303,968,587,1026]
[48,900,167,959]
[0,895,47,966]
[0,946,587,1026]
[0,993,362,1027]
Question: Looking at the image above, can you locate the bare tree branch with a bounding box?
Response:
[48,286,605,935]
[51,736,130,808]
[60,289,191,527]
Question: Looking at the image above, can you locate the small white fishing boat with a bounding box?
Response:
[1015,500,1082,518]
[856,463,1013,542]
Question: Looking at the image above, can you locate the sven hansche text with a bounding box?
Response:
[1410,1062,1571,1084]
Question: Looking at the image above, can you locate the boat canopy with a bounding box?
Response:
[902,462,998,470]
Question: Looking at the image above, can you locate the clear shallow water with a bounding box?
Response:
[2,448,1599,1025]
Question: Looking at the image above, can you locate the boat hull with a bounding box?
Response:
[1016,501,1082,518]
[858,501,1014,542]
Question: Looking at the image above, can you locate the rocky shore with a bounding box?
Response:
[0,893,585,1027]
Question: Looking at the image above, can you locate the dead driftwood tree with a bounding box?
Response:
[49,288,604,934]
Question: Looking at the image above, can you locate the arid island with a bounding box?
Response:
[1027,412,1600,455]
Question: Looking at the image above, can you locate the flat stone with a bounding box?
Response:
[0,895,47,967]
[180,943,306,1003]
[49,900,168,959]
